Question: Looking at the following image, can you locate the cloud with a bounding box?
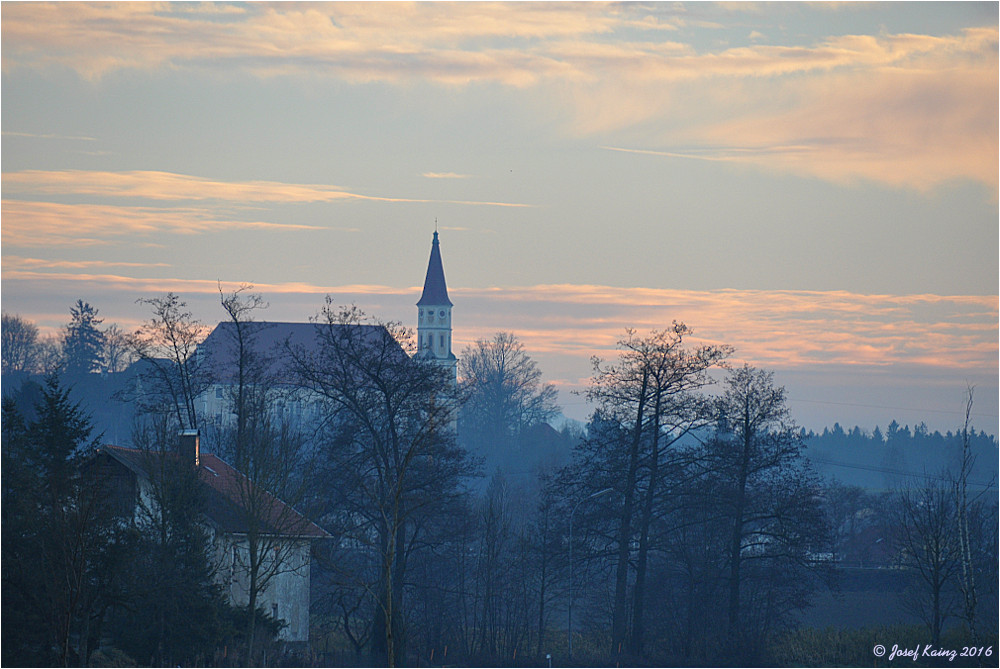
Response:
[3,274,993,429]
[685,67,997,189]
[0,200,325,246]
[3,269,993,375]
[2,131,98,141]
[3,256,171,270]
[2,170,534,207]
[1,5,995,187]
[423,172,471,179]
[0,2,619,82]
[452,286,998,373]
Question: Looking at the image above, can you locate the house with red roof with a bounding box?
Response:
[91,432,327,643]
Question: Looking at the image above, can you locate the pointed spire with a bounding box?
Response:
[417,230,452,306]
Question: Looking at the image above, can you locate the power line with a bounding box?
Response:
[788,396,994,420]
[807,455,996,489]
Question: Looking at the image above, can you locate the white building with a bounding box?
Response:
[92,434,327,643]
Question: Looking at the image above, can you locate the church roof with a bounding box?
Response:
[417,231,452,307]
[198,321,401,384]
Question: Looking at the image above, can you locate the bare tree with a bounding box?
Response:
[130,293,210,430]
[584,324,730,654]
[289,300,473,667]
[102,324,135,374]
[1,313,39,374]
[36,335,65,375]
[893,477,959,645]
[530,480,565,657]
[214,284,317,660]
[473,473,515,657]
[459,332,559,454]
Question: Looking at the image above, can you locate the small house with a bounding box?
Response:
[91,432,327,643]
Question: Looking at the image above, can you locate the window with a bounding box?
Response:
[215,386,223,399]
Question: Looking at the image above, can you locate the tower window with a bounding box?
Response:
[440,334,444,348]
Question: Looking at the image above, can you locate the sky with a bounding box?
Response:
[2,1,998,435]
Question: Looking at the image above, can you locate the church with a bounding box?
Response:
[197,231,457,423]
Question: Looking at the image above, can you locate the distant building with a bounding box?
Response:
[90,432,328,643]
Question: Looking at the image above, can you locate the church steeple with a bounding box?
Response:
[416,231,456,379]
[417,230,452,307]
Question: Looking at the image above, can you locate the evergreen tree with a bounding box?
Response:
[63,300,105,376]
[1,376,124,666]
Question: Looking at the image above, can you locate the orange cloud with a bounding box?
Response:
[4,270,993,375]
[0,200,326,246]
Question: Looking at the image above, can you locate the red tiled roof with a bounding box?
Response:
[99,446,328,539]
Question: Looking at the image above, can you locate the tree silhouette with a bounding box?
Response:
[64,300,105,376]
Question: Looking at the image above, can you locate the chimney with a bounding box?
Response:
[179,429,200,467]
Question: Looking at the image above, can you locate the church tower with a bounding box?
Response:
[417,231,457,382]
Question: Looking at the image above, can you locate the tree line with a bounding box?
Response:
[2,296,997,667]
[802,419,997,490]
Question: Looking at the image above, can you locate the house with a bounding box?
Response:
[91,431,328,643]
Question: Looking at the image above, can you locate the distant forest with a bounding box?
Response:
[802,421,998,491]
